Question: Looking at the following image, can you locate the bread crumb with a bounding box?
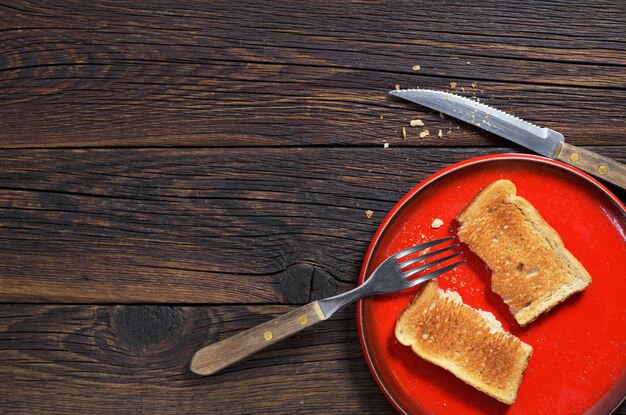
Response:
[439,112,444,119]
[410,119,424,127]
[401,127,407,139]
[419,129,430,138]
[412,65,421,71]
[365,210,374,219]
[449,82,457,89]
[431,218,444,228]
[438,129,443,138]
[471,82,478,88]
[395,84,400,91]
[380,115,384,120]
[383,142,389,148]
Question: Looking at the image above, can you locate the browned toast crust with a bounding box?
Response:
[456,180,592,326]
[395,279,532,404]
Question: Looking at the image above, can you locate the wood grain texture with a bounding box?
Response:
[190,301,326,375]
[1,1,625,413]
[0,304,396,414]
[554,142,626,190]
[0,146,624,304]
[1,0,625,148]
[0,303,624,414]
[0,146,486,303]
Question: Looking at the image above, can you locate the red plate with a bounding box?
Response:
[357,154,626,415]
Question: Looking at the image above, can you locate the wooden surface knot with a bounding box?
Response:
[1,0,625,413]
[113,305,183,351]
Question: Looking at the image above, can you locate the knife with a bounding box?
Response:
[390,89,626,190]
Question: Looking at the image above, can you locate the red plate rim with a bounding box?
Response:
[356,153,626,415]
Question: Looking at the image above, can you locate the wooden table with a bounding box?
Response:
[1,1,625,413]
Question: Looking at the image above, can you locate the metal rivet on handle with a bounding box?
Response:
[598,165,608,175]
[298,315,308,325]
[570,153,580,162]
[263,331,273,341]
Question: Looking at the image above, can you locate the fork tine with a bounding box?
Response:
[403,251,463,279]
[405,259,466,288]
[393,236,455,261]
[399,243,460,269]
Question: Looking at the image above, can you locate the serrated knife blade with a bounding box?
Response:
[390,89,564,158]
[389,88,626,190]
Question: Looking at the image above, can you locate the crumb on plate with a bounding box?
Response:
[431,218,444,228]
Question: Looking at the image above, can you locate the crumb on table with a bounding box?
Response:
[410,119,424,127]
[365,210,374,219]
[419,129,430,138]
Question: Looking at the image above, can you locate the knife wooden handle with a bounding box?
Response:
[553,142,626,190]
[190,301,326,376]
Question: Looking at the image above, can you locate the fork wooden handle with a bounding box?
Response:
[190,301,327,376]
[553,142,626,190]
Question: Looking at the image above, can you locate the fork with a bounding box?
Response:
[190,236,464,375]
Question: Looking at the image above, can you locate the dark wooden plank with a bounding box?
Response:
[0,304,624,414]
[0,304,396,414]
[0,146,470,303]
[1,1,625,148]
[0,146,624,303]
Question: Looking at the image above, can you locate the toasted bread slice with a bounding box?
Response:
[456,179,592,326]
[395,279,532,404]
